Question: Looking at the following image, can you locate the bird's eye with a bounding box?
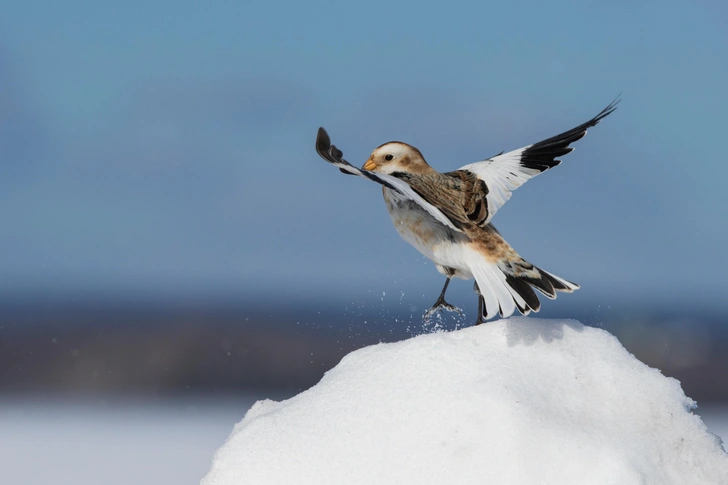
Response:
[385,154,394,161]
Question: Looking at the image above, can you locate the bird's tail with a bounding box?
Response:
[466,246,578,321]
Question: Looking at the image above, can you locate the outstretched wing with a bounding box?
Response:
[458,98,619,224]
[315,127,463,232]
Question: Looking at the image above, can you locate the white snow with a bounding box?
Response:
[203,318,728,485]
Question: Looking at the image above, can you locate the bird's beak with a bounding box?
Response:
[362,157,377,171]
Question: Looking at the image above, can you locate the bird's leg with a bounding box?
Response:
[474,282,487,326]
[474,295,487,325]
[423,277,463,322]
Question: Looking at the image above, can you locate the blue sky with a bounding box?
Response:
[1,1,726,311]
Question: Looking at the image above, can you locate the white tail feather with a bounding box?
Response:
[469,264,499,320]
[466,248,516,320]
[487,268,516,318]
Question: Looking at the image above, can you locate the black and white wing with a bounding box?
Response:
[458,99,619,225]
[315,127,463,232]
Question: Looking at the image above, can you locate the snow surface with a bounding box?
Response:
[203,318,728,485]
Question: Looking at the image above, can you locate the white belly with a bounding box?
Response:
[383,188,473,279]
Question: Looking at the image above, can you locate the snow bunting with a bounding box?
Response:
[315,100,618,324]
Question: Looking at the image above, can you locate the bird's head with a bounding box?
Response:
[362,142,433,175]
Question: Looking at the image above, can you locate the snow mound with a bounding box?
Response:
[203,318,728,485]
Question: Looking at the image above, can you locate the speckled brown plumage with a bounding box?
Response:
[392,170,491,230]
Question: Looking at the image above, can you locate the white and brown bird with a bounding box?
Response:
[316,100,618,324]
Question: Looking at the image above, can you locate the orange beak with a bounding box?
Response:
[362,158,377,171]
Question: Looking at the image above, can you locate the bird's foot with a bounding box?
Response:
[423,298,463,323]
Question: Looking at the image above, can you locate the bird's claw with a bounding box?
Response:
[423,300,463,323]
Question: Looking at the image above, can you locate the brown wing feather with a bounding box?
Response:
[447,170,490,227]
[391,170,490,229]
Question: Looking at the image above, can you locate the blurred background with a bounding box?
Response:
[1,1,727,484]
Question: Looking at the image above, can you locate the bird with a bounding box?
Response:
[315,100,618,324]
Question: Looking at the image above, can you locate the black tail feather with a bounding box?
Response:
[540,271,575,292]
[502,265,578,317]
[505,275,542,314]
[521,274,557,299]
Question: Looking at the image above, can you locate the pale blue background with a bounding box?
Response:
[1,1,726,311]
